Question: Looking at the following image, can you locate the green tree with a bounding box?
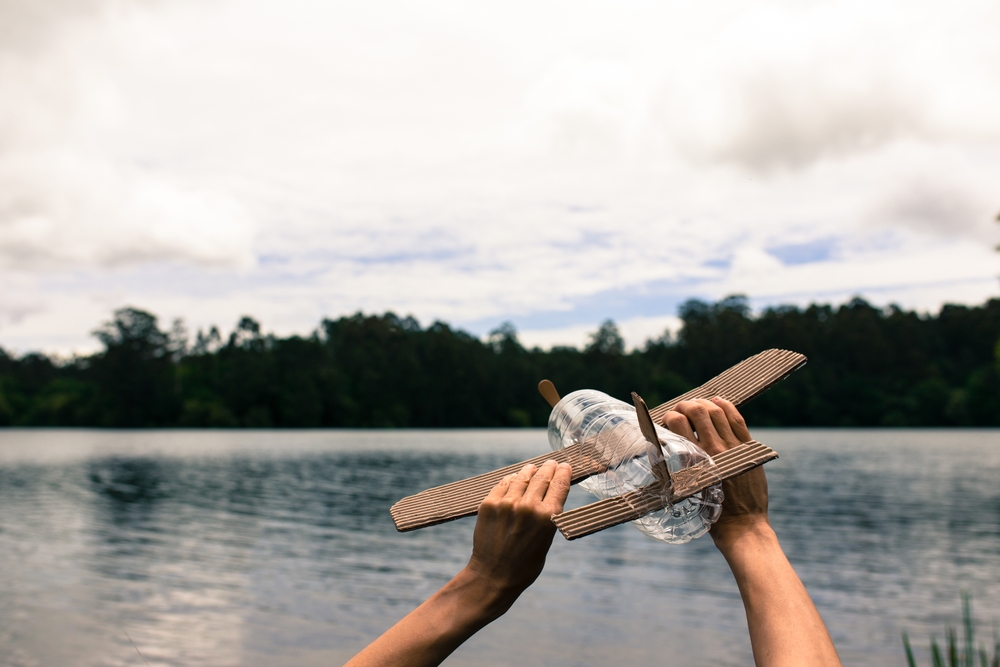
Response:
[89,307,179,426]
[585,319,625,355]
[5,295,1000,428]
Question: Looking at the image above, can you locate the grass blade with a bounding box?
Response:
[964,592,975,667]
[933,637,945,667]
[903,632,917,667]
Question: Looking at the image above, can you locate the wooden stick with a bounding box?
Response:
[538,379,561,408]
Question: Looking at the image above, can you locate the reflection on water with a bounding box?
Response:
[1,429,999,666]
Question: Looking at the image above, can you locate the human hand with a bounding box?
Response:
[662,398,769,551]
[663,400,842,667]
[344,461,572,667]
[466,460,572,610]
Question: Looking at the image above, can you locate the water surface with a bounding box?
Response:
[1,429,999,666]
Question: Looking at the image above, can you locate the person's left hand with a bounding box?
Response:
[466,460,572,604]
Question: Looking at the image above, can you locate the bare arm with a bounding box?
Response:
[664,398,842,667]
[344,459,572,667]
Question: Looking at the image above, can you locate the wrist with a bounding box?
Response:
[450,565,521,625]
[711,518,777,558]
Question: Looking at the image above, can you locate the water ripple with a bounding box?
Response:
[1,428,999,666]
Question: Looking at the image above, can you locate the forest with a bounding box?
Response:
[2,295,1000,428]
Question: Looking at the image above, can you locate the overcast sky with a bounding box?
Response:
[1,0,999,354]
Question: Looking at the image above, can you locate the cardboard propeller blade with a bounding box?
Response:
[390,348,805,533]
[632,391,671,485]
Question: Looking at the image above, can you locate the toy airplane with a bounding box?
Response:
[391,348,806,540]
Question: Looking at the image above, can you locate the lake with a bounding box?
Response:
[1,428,999,666]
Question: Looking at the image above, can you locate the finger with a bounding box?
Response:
[701,398,740,446]
[711,397,752,442]
[524,459,558,501]
[661,409,696,442]
[672,400,727,455]
[543,462,572,511]
[484,473,514,503]
[504,463,537,499]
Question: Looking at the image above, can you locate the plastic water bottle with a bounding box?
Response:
[547,389,723,543]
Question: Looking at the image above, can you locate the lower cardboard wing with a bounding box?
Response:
[550,439,777,540]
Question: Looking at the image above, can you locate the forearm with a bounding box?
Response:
[344,567,517,667]
[716,523,841,667]
[344,567,514,667]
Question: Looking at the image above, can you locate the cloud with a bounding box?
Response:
[0,0,166,56]
[877,183,996,241]
[0,0,998,354]
[0,150,254,269]
[0,0,107,54]
[706,76,924,172]
[0,0,254,272]
[518,315,682,352]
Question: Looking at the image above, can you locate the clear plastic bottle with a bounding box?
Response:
[548,389,723,543]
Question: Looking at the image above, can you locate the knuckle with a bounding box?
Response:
[494,498,515,512]
[513,501,536,517]
[687,404,708,418]
[535,468,555,483]
[668,423,687,434]
[532,507,552,522]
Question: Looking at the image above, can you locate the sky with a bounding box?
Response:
[1,0,999,355]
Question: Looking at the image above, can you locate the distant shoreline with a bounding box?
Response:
[4,296,1000,428]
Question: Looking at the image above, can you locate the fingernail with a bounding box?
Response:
[543,459,557,466]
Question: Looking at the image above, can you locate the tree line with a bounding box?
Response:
[2,295,1000,428]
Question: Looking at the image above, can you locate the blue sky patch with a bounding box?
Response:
[766,238,837,265]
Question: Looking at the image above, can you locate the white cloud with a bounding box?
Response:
[0,0,998,353]
[0,150,254,269]
[0,3,255,274]
[518,315,682,352]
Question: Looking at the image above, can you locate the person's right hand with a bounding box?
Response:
[661,397,769,550]
[467,459,572,609]
[664,399,843,667]
[345,461,572,667]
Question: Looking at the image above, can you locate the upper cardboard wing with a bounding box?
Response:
[390,348,806,533]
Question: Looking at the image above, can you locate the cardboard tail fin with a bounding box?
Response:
[390,348,805,533]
